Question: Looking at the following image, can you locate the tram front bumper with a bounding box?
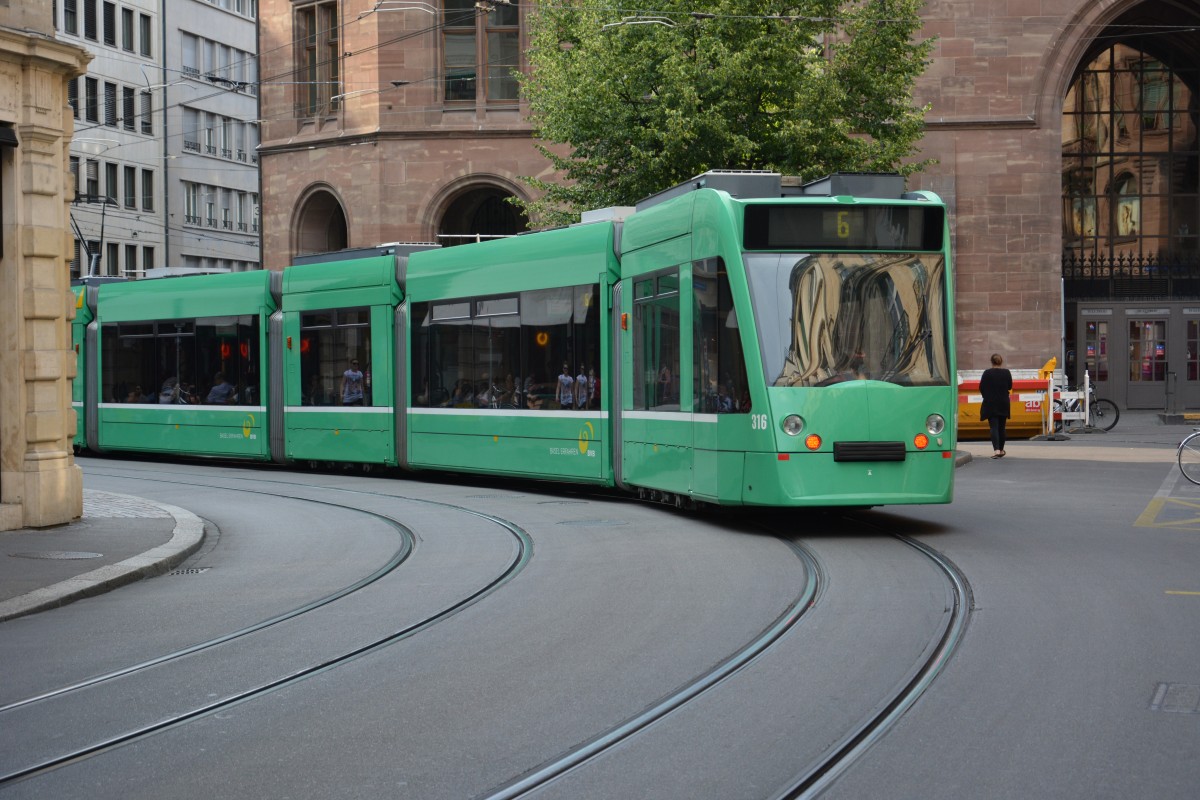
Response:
[741,450,954,507]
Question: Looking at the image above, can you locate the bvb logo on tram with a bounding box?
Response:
[577,421,595,456]
[242,413,256,439]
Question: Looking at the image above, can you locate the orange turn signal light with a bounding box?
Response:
[914,433,929,449]
[804,434,822,451]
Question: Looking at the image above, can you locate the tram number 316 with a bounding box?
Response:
[750,414,769,430]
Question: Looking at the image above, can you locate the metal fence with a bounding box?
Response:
[1063,253,1200,299]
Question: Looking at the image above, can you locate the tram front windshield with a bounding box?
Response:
[744,252,949,387]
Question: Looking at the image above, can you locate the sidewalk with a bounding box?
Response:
[956,408,1186,464]
[0,490,204,623]
[0,411,1184,623]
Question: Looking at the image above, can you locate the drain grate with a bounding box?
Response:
[1150,683,1200,713]
[169,567,211,575]
[10,551,102,560]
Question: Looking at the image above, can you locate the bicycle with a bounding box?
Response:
[1179,429,1200,485]
[1053,385,1120,432]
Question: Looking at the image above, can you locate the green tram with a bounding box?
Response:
[72,171,956,507]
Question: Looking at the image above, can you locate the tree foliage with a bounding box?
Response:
[517,1,934,226]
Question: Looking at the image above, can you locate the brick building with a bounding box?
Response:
[258,0,1200,410]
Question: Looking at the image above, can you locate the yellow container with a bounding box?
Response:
[957,378,1048,441]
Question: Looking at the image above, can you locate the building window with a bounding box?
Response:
[65,0,78,35]
[442,0,519,105]
[83,0,97,41]
[140,92,153,135]
[84,76,98,122]
[85,159,99,197]
[104,161,117,202]
[1062,43,1198,264]
[102,1,116,46]
[69,156,80,199]
[104,82,117,126]
[139,13,152,57]
[121,7,133,51]
[142,246,154,272]
[295,1,340,117]
[141,169,154,212]
[182,32,198,77]
[68,78,78,118]
[125,244,138,276]
[124,165,136,209]
[122,86,135,131]
[184,182,200,224]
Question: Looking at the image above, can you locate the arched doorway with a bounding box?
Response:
[1061,2,1200,409]
[295,188,348,256]
[438,185,528,246]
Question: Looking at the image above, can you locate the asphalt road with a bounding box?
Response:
[1,451,1197,799]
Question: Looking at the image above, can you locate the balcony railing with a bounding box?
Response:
[1063,252,1200,300]
[183,140,200,152]
[184,214,201,225]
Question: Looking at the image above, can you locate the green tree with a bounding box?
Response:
[518,1,934,226]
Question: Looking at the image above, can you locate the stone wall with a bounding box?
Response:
[0,10,90,530]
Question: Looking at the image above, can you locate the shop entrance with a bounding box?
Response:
[1072,303,1200,410]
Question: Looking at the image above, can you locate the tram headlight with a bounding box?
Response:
[781,415,805,436]
[926,414,946,436]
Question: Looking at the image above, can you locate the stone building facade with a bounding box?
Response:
[258,0,1200,409]
[0,1,90,529]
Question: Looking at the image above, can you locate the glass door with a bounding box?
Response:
[1128,317,1168,408]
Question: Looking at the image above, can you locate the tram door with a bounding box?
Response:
[1127,316,1168,409]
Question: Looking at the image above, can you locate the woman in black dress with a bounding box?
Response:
[979,353,1014,458]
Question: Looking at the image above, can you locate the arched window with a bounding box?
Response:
[1062,43,1198,261]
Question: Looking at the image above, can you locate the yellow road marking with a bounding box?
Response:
[1166,591,1200,596]
[1135,496,1200,528]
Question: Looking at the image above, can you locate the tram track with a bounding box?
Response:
[0,467,534,789]
[773,525,972,800]
[476,512,971,800]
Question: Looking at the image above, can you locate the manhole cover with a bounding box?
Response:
[11,551,103,560]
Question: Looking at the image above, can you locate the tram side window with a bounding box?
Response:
[413,283,601,411]
[693,258,750,413]
[102,322,156,403]
[193,316,259,405]
[633,270,681,412]
[101,317,260,405]
[300,308,372,406]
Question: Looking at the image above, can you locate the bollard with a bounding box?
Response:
[1165,371,1178,415]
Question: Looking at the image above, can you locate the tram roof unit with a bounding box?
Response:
[633,170,917,213]
[290,243,440,266]
[405,220,620,299]
[283,252,405,309]
[94,269,280,322]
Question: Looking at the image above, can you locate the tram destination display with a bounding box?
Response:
[743,204,944,252]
